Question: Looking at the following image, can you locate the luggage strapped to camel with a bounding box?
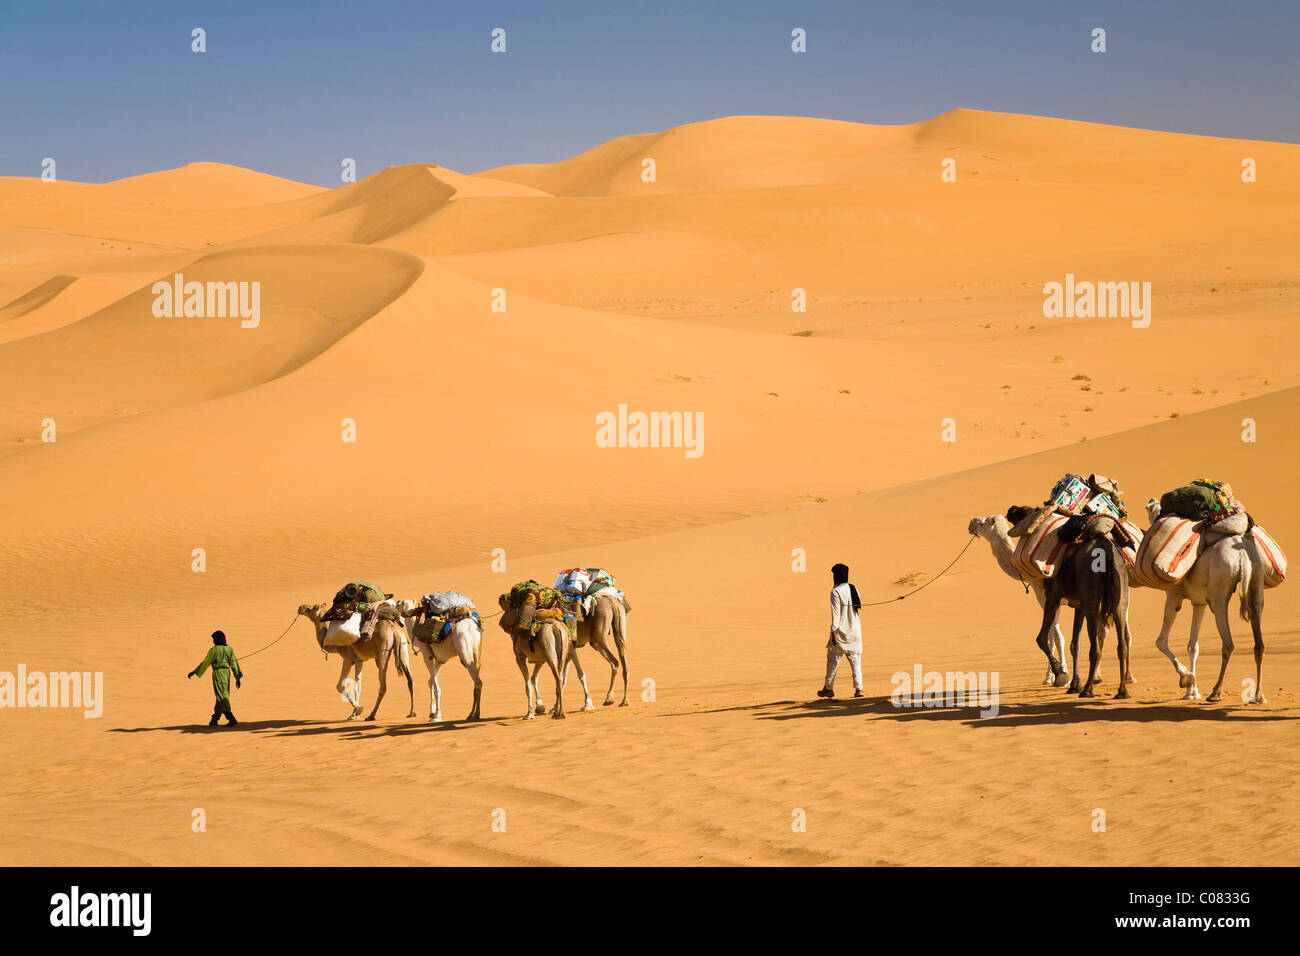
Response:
[412,591,481,644]
[321,580,399,643]
[505,581,582,648]
[1008,473,1139,579]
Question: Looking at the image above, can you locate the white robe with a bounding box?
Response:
[828,583,862,654]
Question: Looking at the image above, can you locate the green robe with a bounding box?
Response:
[193,645,243,715]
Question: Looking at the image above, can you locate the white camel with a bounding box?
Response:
[1145,499,1267,702]
[396,599,483,721]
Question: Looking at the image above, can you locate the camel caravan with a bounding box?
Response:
[296,569,630,722]
[971,475,1286,703]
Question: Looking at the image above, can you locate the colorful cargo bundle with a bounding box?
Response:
[555,568,619,598]
[504,580,582,640]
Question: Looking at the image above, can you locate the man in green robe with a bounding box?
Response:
[188,630,243,726]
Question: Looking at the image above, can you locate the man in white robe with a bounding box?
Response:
[818,563,863,699]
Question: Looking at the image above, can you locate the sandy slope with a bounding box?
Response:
[0,110,1296,866]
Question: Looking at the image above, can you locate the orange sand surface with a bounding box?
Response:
[1,110,1296,865]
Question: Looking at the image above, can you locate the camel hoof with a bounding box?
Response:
[552,712,566,720]
[1178,672,1194,689]
[1249,694,1268,705]
[347,713,362,721]
[365,715,376,722]
[1040,675,1055,686]
[1205,693,1223,703]
[581,703,595,712]
[619,700,630,707]
[603,698,615,706]
[1182,688,1202,700]
[523,712,536,721]
[1053,673,1071,688]
[1113,688,1132,700]
[534,705,546,715]
[1078,687,1097,698]
[407,710,417,718]
[1066,679,1081,694]
[1124,674,1137,686]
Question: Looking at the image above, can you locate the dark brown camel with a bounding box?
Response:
[1034,530,1133,698]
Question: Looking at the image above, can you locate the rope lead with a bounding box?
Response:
[858,533,978,607]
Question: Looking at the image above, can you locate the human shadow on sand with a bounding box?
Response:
[110,718,329,735]
[670,693,1299,729]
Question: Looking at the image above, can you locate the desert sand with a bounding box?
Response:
[1,109,1297,865]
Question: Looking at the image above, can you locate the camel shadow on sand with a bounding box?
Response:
[672,692,1300,729]
[110,716,512,738]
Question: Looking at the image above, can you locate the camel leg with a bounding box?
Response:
[427,656,444,722]
[516,652,536,720]
[1153,591,1192,690]
[530,662,546,714]
[613,611,630,707]
[546,633,566,720]
[1034,595,1069,686]
[1032,587,1063,685]
[590,635,620,706]
[348,661,365,719]
[365,646,390,721]
[1113,604,1133,700]
[1204,601,1235,703]
[1067,610,1083,694]
[456,633,483,721]
[1078,610,1104,698]
[565,647,595,712]
[1182,604,1206,700]
[335,656,357,719]
[1247,579,1266,704]
[1051,616,1067,684]
[1121,603,1136,685]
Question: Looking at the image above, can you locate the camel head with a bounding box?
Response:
[1146,497,1161,525]
[1005,505,1037,527]
[297,603,329,650]
[496,595,519,633]
[968,514,1010,539]
[296,602,328,622]
[395,598,419,617]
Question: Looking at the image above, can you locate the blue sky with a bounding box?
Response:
[1,0,1296,185]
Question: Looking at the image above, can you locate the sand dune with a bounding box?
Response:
[0,109,1296,866]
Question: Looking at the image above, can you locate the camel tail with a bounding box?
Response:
[473,619,483,672]
[395,625,412,679]
[1238,553,1254,624]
